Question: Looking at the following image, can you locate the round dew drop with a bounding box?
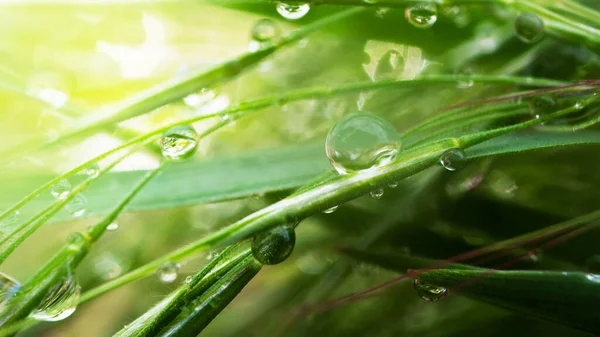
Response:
[160,125,199,160]
[107,222,119,231]
[31,267,81,321]
[252,225,296,265]
[528,94,557,119]
[326,112,402,175]
[439,148,466,172]
[51,179,72,200]
[405,4,438,29]
[66,194,87,217]
[276,2,310,20]
[413,279,448,302]
[157,262,179,283]
[251,18,279,42]
[370,188,384,199]
[85,163,100,178]
[514,13,544,44]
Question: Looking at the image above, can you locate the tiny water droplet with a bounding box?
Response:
[183,89,216,108]
[276,2,310,20]
[529,94,557,119]
[160,125,198,160]
[251,18,279,43]
[455,66,474,89]
[370,188,384,199]
[31,266,81,321]
[413,279,447,302]
[514,13,544,44]
[157,262,179,283]
[84,163,100,178]
[252,225,296,265]
[185,276,193,284]
[0,272,20,310]
[405,4,438,29]
[323,205,338,214]
[375,7,390,18]
[107,223,119,231]
[51,179,71,199]
[440,148,466,172]
[66,194,87,217]
[326,112,401,175]
[526,249,543,262]
[574,101,585,110]
[388,181,398,188]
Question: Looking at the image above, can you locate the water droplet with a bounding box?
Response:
[157,262,179,283]
[66,194,87,217]
[252,225,296,265]
[370,188,384,199]
[375,7,390,18]
[405,4,438,29]
[326,112,401,175]
[413,279,447,302]
[160,125,198,160]
[586,274,600,283]
[439,148,466,172]
[0,272,20,310]
[529,94,557,119]
[84,163,100,178]
[94,254,123,280]
[31,266,81,321]
[0,211,21,234]
[276,2,310,20]
[183,89,216,108]
[323,205,338,214]
[251,19,279,43]
[107,223,119,231]
[455,66,474,89]
[388,181,398,188]
[514,13,544,44]
[184,276,193,284]
[526,249,543,262]
[51,179,71,199]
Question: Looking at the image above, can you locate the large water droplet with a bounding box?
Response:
[157,262,179,283]
[252,225,296,265]
[413,279,447,302]
[370,188,384,199]
[405,4,438,29]
[51,179,71,199]
[160,125,198,160]
[251,19,279,43]
[439,148,466,171]
[529,94,557,119]
[66,194,87,217]
[0,272,20,311]
[84,163,100,178]
[276,2,310,20]
[326,112,401,175]
[514,13,544,44]
[31,266,81,321]
[323,205,338,214]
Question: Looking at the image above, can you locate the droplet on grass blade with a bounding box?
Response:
[529,94,557,119]
[439,148,466,172]
[51,179,72,199]
[31,266,81,321]
[413,279,448,302]
[66,194,87,217]
[0,272,20,311]
[514,13,544,44]
[276,2,310,20]
[252,225,296,265]
[370,188,384,199]
[157,262,179,283]
[84,163,100,178]
[251,19,279,42]
[326,112,401,175]
[160,125,198,160]
[323,205,338,214]
[405,4,438,29]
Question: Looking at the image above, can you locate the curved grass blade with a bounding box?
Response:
[156,256,261,337]
[416,269,600,334]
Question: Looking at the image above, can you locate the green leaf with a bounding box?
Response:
[416,269,600,335]
[466,131,600,158]
[1,142,329,223]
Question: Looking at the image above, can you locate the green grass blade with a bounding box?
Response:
[416,269,600,334]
